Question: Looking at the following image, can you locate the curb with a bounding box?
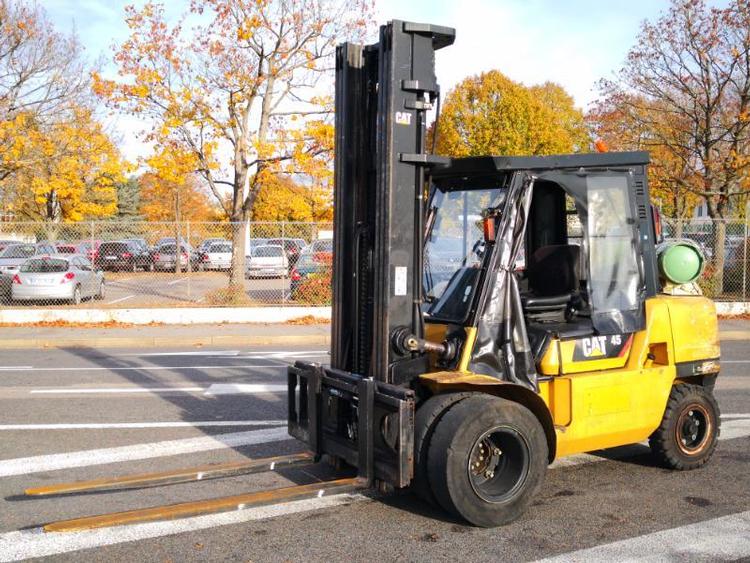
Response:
[0,333,330,350]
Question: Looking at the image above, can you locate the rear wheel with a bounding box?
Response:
[427,395,547,527]
[649,384,720,470]
[70,285,82,305]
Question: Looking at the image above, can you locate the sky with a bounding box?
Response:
[43,0,674,163]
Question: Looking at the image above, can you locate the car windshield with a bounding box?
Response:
[254,246,283,257]
[424,186,505,324]
[1,245,35,259]
[20,258,68,273]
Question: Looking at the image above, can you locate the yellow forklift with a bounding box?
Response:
[26,20,720,530]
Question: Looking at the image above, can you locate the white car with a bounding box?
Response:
[199,242,233,271]
[11,255,104,305]
[245,245,288,278]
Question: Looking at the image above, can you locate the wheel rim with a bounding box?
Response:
[675,403,712,455]
[467,425,530,503]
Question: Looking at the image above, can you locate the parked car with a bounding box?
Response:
[152,243,196,271]
[0,240,19,252]
[56,243,78,254]
[245,244,288,278]
[290,249,326,297]
[308,238,333,262]
[0,242,57,301]
[247,238,269,254]
[266,238,307,268]
[723,237,749,294]
[11,255,104,305]
[75,240,103,262]
[198,238,230,254]
[122,238,150,253]
[198,242,233,271]
[95,241,154,272]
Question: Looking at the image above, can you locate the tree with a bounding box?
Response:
[588,96,702,234]
[114,177,142,220]
[434,70,588,157]
[252,172,333,222]
[593,0,750,287]
[7,107,127,222]
[0,0,91,185]
[94,0,369,288]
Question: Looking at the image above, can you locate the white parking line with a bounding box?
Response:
[0,366,32,371]
[166,277,187,286]
[0,426,290,477]
[106,295,135,305]
[29,383,288,395]
[533,510,750,563]
[0,420,285,430]
[19,363,280,373]
[31,387,205,395]
[0,493,370,563]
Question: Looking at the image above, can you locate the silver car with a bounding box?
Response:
[153,243,192,271]
[199,242,233,271]
[0,242,57,301]
[245,244,288,278]
[11,255,104,305]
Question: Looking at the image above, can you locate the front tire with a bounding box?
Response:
[412,392,474,506]
[427,395,548,527]
[95,281,105,300]
[649,384,720,470]
[70,285,82,305]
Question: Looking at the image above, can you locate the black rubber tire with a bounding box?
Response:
[412,392,474,506]
[427,394,548,527]
[649,384,720,470]
[95,281,105,300]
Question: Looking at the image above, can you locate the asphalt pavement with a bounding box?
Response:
[0,341,748,561]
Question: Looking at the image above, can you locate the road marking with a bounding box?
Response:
[121,351,241,357]
[0,366,32,371]
[204,383,288,395]
[722,360,750,363]
[721,413,750,419]
[533,510,750,563]
[0,421,286,430]
[106,295,135,305]
[1,418,749,559]
[18,363,280,373]
[0,493,370,562]
[166,276,187,286]
[31,387,205,395]
[0,427,291,477]
[29,383,287,395]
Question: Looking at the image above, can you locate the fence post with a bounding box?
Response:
[187,221,192,301]
[744,215,748,303]
[282,221,287,305]
[90,222,95,264]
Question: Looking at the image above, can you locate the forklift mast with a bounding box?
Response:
[332,21,455,384]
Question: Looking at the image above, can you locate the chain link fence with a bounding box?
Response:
[0,216,747,308]
[0,221,333,308]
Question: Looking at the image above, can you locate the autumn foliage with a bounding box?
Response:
[0,1,129,221]
[434,71,588,157]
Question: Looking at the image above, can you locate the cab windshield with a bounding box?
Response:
[424,186,505,324]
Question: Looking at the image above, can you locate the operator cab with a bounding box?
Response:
[424,152,658,382]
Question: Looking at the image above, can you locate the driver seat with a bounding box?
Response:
[522,244,580,319]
